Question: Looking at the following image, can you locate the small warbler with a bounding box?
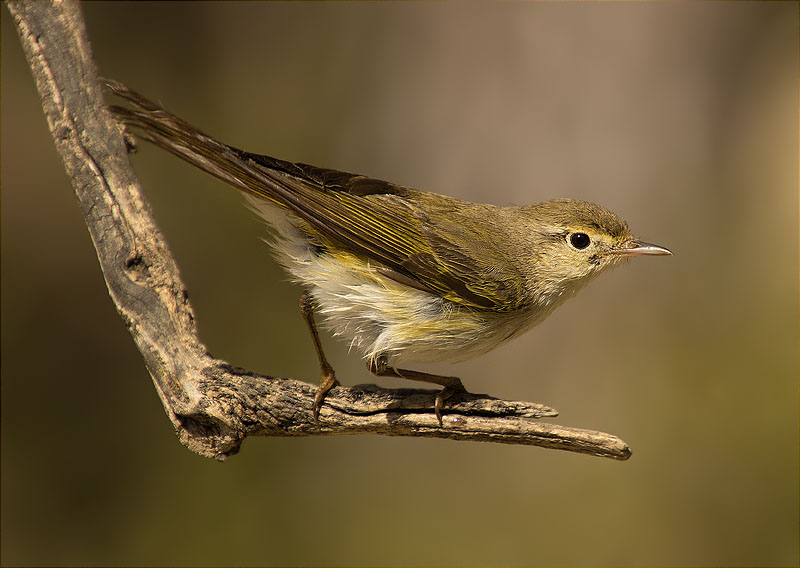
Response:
[108,81,671,424]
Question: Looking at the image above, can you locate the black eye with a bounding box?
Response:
[569,232,591,250]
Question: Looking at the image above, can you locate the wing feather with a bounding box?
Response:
[108,81,527,312]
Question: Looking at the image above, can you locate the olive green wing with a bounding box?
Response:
[399,200,530,312]
[108,81,527,312]
[237,151,529,311]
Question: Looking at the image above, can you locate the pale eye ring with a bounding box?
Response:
[569,232,591,250]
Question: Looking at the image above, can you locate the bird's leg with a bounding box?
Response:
[299,291,338,421]
[368,354,466,426]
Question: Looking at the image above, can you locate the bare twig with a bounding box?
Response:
[6,0,631,462]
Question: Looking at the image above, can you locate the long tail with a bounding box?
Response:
[105,81,423,272]
[106,80,394,249]
[106,80,301,209]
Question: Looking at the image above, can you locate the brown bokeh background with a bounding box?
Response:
[2,2,797,566]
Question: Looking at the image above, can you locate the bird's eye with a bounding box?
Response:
[569,232,591,250]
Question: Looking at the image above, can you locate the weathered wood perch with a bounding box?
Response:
[7,0,631,461]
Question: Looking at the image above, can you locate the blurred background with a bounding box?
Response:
[2,2,797,566]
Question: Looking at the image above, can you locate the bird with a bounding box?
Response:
[107,80,672,424]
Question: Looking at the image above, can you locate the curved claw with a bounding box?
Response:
[313,366,338,422]
[434,392,445,426]
[434,384,467,426]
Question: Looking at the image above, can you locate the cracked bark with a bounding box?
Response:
[6,0,631,461]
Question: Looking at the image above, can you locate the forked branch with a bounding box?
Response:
[7,0,631,461]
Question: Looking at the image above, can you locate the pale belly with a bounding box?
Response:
[249,199,555,365]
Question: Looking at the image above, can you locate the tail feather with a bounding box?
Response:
[107,80,294,210]
[106,81,387,250]
[106,81,424,273]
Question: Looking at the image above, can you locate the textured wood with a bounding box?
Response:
[7,0,631,462]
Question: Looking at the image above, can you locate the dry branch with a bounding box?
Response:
[6,0,631,462]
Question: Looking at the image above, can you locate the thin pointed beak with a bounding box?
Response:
[614,240,673,256]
